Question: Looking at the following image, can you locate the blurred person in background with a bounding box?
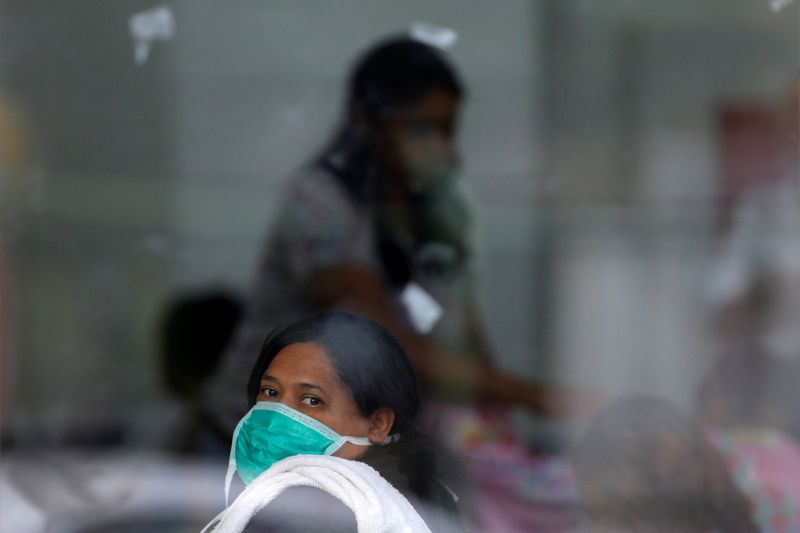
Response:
[705,76,800,460]
[205,33,592,531]
[696,348,800,531]
[158,289,243,455]
[707,77,800,369]
[571,395,757,533]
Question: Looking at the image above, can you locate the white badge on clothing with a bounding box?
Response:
[400,282,443,334]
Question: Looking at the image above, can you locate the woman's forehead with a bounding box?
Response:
[265,342,338,383]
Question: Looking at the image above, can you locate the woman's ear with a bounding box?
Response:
[368,407,396,443]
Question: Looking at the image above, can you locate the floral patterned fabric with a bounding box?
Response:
[709,428,800,532]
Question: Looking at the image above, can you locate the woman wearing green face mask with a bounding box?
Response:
[205,312,464,533]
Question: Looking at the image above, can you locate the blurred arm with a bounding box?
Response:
[306,264,593,417]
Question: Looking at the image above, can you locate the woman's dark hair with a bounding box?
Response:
[571,395,757,532]
[246,313,451,503]
[246,312,419,434]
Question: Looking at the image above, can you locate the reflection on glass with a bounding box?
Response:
[1,1,798,531]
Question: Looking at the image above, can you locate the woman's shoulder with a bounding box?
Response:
[244,486,357,532]
[285,165,351,207]
[236,454,442,532]
[274,165,366,230]
[240,473,463,533]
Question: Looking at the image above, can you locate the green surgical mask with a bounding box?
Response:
[224,402,393,503]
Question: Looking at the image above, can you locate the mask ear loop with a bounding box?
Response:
[327,433,399,454]
[224,410,248,506]
[200,507,228,533]
[224,457,236,507]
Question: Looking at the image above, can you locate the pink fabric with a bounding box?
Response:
[710,428,800,532]
[422,405,583,532]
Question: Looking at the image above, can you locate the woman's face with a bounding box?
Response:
[256,341,373,459]
[378,88,460,193]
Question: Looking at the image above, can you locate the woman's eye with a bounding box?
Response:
[260,387,278,399]
[300,397,322,406]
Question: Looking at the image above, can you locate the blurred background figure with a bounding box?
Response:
[206,35,581,426]
[158,289,242,455]
[706,77,800,364]
[696,348,800,531]
[571,395,758,532]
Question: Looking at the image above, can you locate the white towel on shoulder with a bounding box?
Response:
[202,454,432,533]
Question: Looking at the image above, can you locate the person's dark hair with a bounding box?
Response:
[319,35,464,203]
[571,395,757,532]
[161,290,242,399]
[247,312,419,434]
[246,312,451,503]
[347,36,464,124]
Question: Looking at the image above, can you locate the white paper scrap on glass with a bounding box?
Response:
[410,22,458,50]
[400,282,443,334]
[768,0,795,12]
[129,5,175,65]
